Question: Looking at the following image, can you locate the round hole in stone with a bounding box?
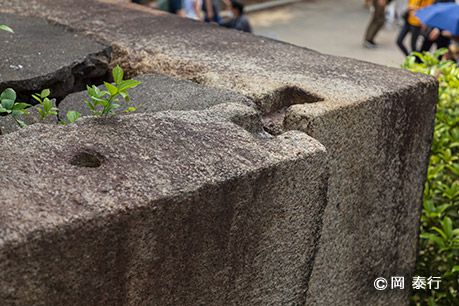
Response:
[69,151,104,168]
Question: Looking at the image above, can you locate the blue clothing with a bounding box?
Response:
[169,0,184,14]
[221,14,251,33]
[202,0,221,23]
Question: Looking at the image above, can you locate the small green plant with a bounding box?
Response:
[0,88,31,127]
[61,110,81,125]
[0,25,13,33]
[403,49,459,306]
[32,89,58,121]
[85,65,141,117]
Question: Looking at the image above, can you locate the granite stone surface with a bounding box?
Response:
[0,105,328,305]
[0,1,439,304]
[0,12,111,102]
[58,73,254,120]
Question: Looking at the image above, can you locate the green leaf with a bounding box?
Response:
[105,104,121,114]
[0,24,14,33]
[12,103,31,111]
[125,106,140,113]
[1,88,16,101]
[91,96,109,107]
[38,108,45,119]
[420,233,446,248]
[98,90,110,98]
[85,100,95,111]
[118,79,141,92]
[0,25,13,33]
[1,99,14,110]
[32,94,42,103]
[431,226,448,240]
[119,90,129,104]
[442,216,453,239]
[43,98,51,113]
[104,82,118,96]
[66,111,81,123]
[40,89,50,98]
[113,65,123,85]
[424,200,435,214]
[15,119,27,128]
[12,109,25,117]
[452,266,459,272]
[87,85,102,98]
[427,296,437,306]
[433,48,449,59]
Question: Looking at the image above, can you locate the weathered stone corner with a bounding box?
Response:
[0,0,439,305]
[0,111,328,305]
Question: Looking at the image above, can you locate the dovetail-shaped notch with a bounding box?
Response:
[260,86,323,136]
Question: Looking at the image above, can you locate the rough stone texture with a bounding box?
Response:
[58,73,254,120]
[0,1,439,304]
[284,79,438,305]
[0,99,58,135]
[0,12,111,102]
[0,105,329,305]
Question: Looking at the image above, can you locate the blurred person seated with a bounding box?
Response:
[220,0,252,33]
[184,0,204,20]
[202,0,221,23]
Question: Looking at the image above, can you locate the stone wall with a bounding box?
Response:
[0,1,438,305]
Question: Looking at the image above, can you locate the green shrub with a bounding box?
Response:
[402,49,459,306]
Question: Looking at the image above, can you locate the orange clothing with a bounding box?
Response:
[407,0,435,27]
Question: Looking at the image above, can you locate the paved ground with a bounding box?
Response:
[248,0,407,66]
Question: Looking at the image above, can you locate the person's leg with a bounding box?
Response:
[409,25,421,53]
[365,0,386,43]
[396,21,410,55]
[419,29,435,53]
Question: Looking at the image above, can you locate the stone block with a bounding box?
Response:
[0,12,111,102]
[0,105,328,305]
[284,76,438,305]
[58,73,254,120]
[0,1,439,304]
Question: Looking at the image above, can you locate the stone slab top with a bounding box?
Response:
[58,73,254,120]
[0,12,110,92]
[0,0,437,111]
[0,104,326,246]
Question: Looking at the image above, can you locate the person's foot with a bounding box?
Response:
[363,40,378,49]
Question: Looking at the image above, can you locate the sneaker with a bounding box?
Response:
[363,40,378,49]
